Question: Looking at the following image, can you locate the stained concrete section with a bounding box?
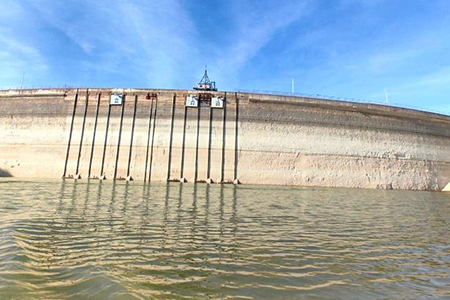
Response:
[239,98,450,190]
[0,88,449,191]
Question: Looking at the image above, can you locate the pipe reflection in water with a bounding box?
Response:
[0,180,449,299]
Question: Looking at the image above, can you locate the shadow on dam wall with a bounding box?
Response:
[0,168,12,177]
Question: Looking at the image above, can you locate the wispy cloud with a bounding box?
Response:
[0,0,47,88]
[26,0,200,88]
[115,0,200,87]
[212,0,315,88]
[21,0,316,90]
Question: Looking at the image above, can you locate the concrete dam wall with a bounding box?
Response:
[1,88,449,191]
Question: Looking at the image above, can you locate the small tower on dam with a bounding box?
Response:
[194,66,217,91]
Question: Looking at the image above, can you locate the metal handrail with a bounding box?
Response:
[234,88,449,116]
[0,85,447,115]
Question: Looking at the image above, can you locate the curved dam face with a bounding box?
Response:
[0,88,449,191]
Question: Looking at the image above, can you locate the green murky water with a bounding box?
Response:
[0,180,449,299]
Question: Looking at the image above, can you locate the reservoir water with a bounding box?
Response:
[0,180,449,299]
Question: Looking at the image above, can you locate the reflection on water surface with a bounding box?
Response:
[0,180,449,299]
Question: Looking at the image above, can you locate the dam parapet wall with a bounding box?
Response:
[1,88,449,191]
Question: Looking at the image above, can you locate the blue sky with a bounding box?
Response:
[1,0,449,114]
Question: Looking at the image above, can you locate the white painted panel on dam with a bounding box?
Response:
[211,97,224,109]
[186,96,198,107]
[110,94,123,105]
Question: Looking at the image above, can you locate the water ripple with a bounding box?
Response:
[0,180,449,299]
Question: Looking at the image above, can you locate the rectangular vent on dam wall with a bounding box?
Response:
[62,90,239,184]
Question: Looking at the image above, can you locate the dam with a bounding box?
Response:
[0,88,449,191]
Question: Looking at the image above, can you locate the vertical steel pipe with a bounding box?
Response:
[234,93,239,182]
[100,100,112,177]
[220,93,227,183]
[87,92,101,178]
[194,102,201,182]
[75,89,89,177]
[166,94,176,181]
[126,95,138,178]
[62,89,79,177]
[148,97,158,182]
[144,97,155,182]
[113,94,126,179]
[207,104,213,180]
[180,105,188,180]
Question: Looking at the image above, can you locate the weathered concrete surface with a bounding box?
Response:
[1,88,449,191]
[239,96,450,190]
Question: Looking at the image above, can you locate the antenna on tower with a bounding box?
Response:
[194,65,217,91]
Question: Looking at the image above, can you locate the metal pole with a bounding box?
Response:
[166,94,176,181]
[234,93,239,182]
[148,97,158,183]
[126,95,138,178]
[87,92,101,178]
[144,97,154,182]
[62,89,79,177]
[207,104,213,180]
[220,93,227,183]
[100,100,112,178]
[180,105,188,180]
[75,89,89,177]
[20,73,25,91]
[194,102,201,182]
[113,94,126,179]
